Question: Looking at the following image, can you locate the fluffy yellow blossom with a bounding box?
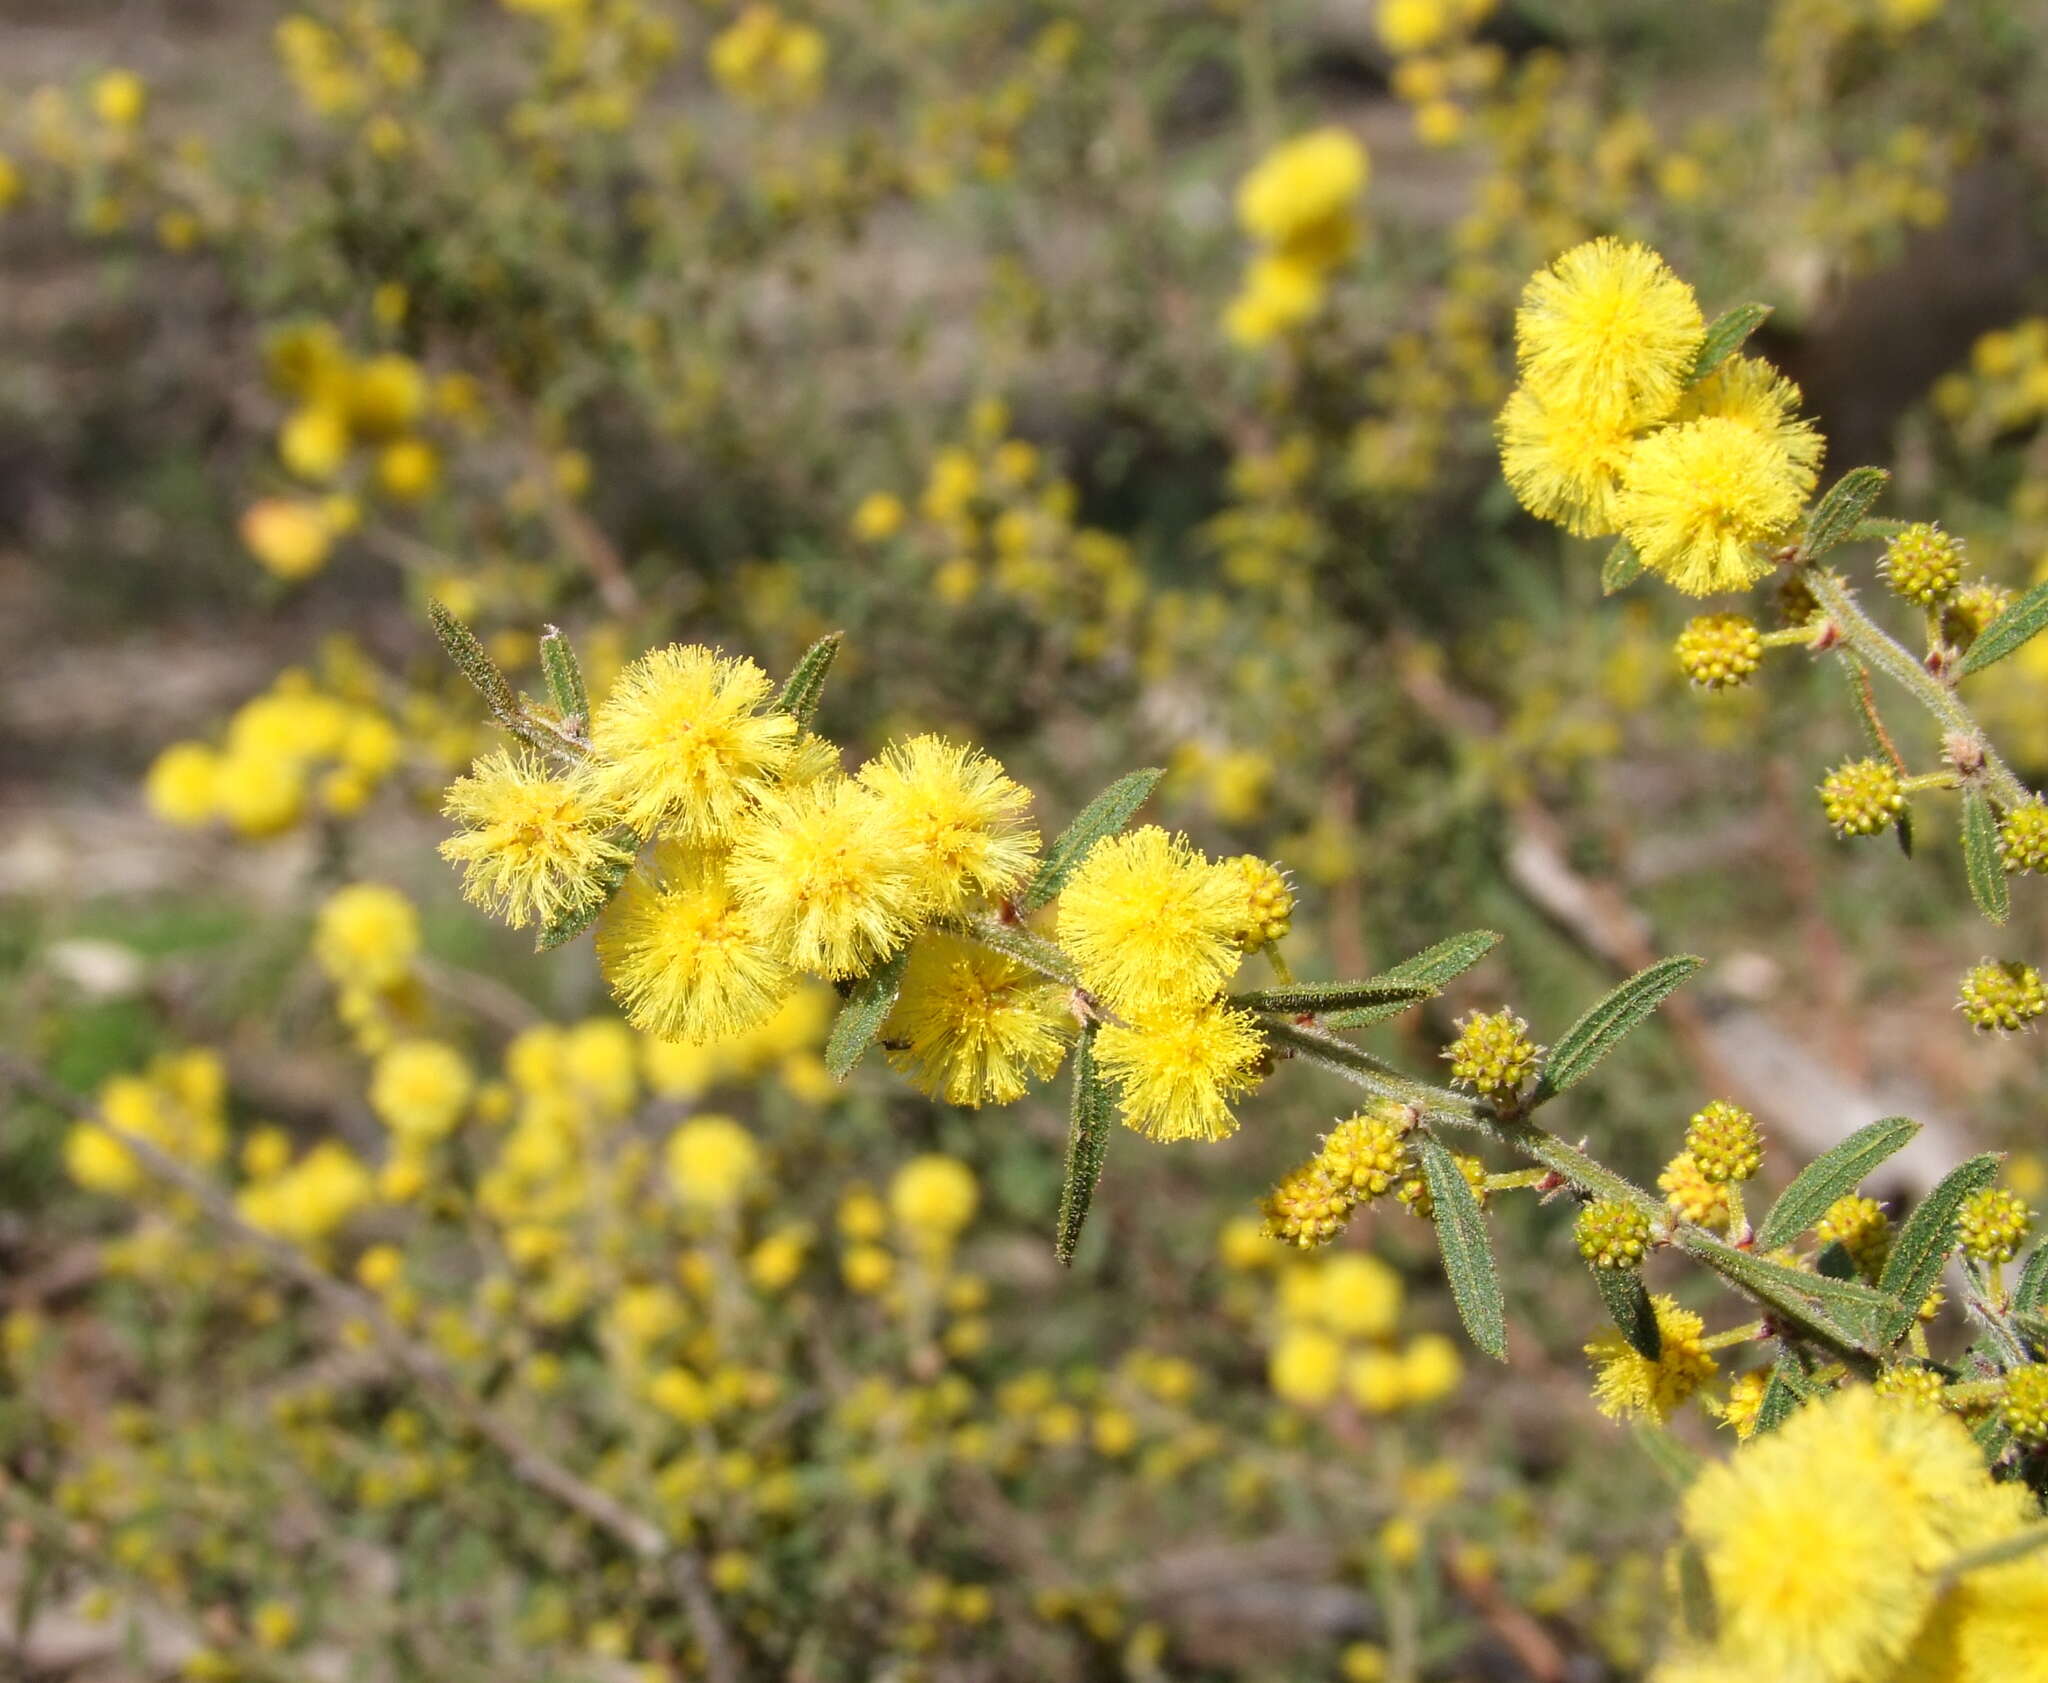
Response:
[237,1143,372,1243]
[144,741,220,826]
[1223,253,1325,346]
[440,752,631,931]
[587,645,796,842]
[240,498,334,580]
[1617,417,1813,595]
[1584,1295,1715,1422]
[1268,1325,1344,1408]
[856,735,1039,917]
[1497,382,1639,536]
[313,883,419,991]
[1235,128,1367,253]
[1095,999,1265,1143]
[1675,355,1825,482]
[880,932,1072,1107]
[369,1040,473,1143]
[1515,239,1703,424]
[727,777,923,979]
[1057,827,1245,1014]
[666,1115,762,1212]
[1659,1150,1734,1230]
[1674,1385,2034,1683]
[888,1154,979,1245]
[596,846,792,1045]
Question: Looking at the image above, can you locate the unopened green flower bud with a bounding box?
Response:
[1957,1186,2031,1264]
[1998,801,2048,875]
[1881,523,1963,606]
[1443,1009,1542,1096]
[1958,960,2046,1033]
[1819,758,1905,838]
[2001,1365,2048,1444]
[1674,614,1763,691]
[1574,1199,1652,1269]
[1815,1194,1891,1279]
[1684,1101,1763,1184]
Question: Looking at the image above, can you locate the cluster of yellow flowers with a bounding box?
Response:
[437,629,1297,1146]
[144,656,403,836]
[1500,238,1825,595]
[63,1049,228,1196]
[1374,0,1501,147]
[1224,128,1369,348]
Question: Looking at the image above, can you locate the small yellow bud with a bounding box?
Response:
[1957,960,2046,1033]
[1819,757,1905,838]
[1315,1105,1412,1199]
[1880,523,1963,606]
[1674,613,1763,690]
[1873,1364,1948,1411]
[1997,801,2048,875]
[1259,1162,1354,1249]
[1683,1100,1763,1184]
[1443,1009,1542,1096]
[2000,1364,2048,1444]
[1941,580,2012,649]
[1956,1186,2031,1264]
[1223,854,1294,951]
[1574,1199,1651,1269]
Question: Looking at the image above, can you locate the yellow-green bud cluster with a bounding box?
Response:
[1776,573,1821,628]
[1674,614,1763,691]
[1574,1199,1652,1269]
[1226,854,1294,951]
[1396,1150,1487,1221]
[2001,1365,2048,1444]
[1957,960,2046,1033]
[1819,758,1905,838]
[1998,802,2048,875]
[1260,1162,1354,1250]
[1658,1151,1733,1232]
[1880,523,1963,606]
[1815,1194,1891,1279]
[1873,1365,1948,1410]
[1443,1009,1542,1097]
[1684,1101,1762,1184]
[1942,581,2012,649]
[1956,1186,2031,1265]
[1316,1105,1413,1199]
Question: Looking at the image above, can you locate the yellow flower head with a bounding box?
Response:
[856,734,1039,918]
[314,882,420,991]
[1497,381,1639,537]
[1056,826,1246,1014]
[440,751,631,931]
[1675,354,1826,483]
[727,776,922,979]
[1236,128,1368,252]
[1584,1294,1715,1422]
[1095,999,1265,1143]
[587,645,796,843]
[888,1153,979,1243]
[369,1039,474,1143]
[666,1114,763,1213]
[145,741,220,827]
[1269,1324,1344,1408]
[1618,416,1814,595]
[881,932,1072,1107]
[1515,238,1703,424]
[596,846,792,1045]
[1676,1385,2032,1683]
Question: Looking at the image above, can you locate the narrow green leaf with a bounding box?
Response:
[964,917,1079,987]
[1055,1022,1114,1267]
[1532,955,1704,1102]
[1757,1116,1921,1251]
[427,597,519,719]
[1419,1136,1507,1361]
[1678,1231,1894,1354]
[1601,536,1644,595]
[774,632,844,730]
[1846,518,1911,544]
[538,624,589,731]
[1959,578,2048,676]
[1631,1421,1700,1490]
[1878,1154,2002,1336]
[1262,1019,1462,1112]
[1802,467,1891,560]
[1231,978,1436,1017]
[1754,1354,1809,1436]
[1674,1541,1717,1643]
[2013,1247,2048,1316]
[1687,301,1773,385]
[2013,1308,2048,1352]
[1321,930,1502,1028]
[1961,791,2010,925]
[1971,1412,2014,1461]
[534,853,634,952]
[1593,1264,1661,1361]
[1020,768,1165,913]
[823,944,913,1080]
